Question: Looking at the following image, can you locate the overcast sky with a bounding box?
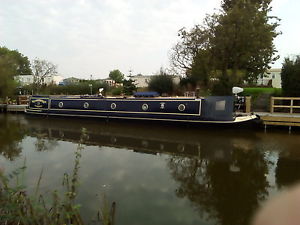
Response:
[1,0,299,79]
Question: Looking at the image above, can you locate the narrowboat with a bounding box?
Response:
[25,92,258,125]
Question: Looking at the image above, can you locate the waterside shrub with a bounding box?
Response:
[0,129,116,225]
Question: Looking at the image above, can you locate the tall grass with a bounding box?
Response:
[0,128,116,225]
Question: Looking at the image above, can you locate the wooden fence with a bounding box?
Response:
[270,97,300,114]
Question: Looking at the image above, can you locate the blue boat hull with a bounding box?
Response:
[26,96,258,124]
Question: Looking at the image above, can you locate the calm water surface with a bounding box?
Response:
[1,114,300,225]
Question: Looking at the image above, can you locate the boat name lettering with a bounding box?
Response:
[32,99,47,108]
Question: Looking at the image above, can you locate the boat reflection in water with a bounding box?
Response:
[2,114,300,225]
[25,116,268,225]
[25,116,259,161]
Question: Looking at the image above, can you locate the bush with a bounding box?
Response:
[148,74,174,96]
[111,87,122,96]
[22,81,109,96]
[281,56,300,96]
[0,130,115,225]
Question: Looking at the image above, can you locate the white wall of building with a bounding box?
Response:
[15,74,64,85]
[257,68,282,88]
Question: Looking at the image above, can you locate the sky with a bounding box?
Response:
[1,0,300,79]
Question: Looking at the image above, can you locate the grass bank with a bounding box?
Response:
[242,87,282,97]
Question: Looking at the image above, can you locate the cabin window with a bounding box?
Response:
[142,103,149,111]
[111,103,117,110]
[83,102,89,109]
[58,102,64,108]
[215,100,226,111]
[178,104,186,112]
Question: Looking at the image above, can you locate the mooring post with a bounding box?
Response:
[264,124,267,133]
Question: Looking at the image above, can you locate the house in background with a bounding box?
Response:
[131,75,152,88]
[257,68,282,88]
[61,77,81,85]
[15,74,34,85]
[15,74,64,86]
[102,78,123,87]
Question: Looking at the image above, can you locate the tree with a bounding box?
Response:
[281,56,300,96]
[0,55,17,100]
[109,69,124,83]
[148,69,175,95]
[122,79,137,95]
[31,58,57,89]
[0,47,31,99]
[170,0,280,95]
[0,46,32,75]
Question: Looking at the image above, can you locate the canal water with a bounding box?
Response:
[0,114,300,225]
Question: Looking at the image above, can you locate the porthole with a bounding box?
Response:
[58,102,64,108]
[178,104,186,112]
[83,102,89,109]
[142,103,149,111]
[111,103,117,110]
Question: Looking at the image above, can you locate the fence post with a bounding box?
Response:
[245,96,251,113]
[290,99,294,114]
[270,97,274,113]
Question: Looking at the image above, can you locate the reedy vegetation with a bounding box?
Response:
[0,128,116,225]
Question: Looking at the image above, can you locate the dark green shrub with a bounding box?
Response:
[281,56,300,96]
[148,74,174,95]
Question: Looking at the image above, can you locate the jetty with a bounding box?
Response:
[257,97,300,130]
[0,104,27,113]
[0,95,29,113]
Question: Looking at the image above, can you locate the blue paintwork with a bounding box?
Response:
[27,95,236,123]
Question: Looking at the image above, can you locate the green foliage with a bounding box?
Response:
[148,70,174,95]
[109,69,124,83]
[0,46,32,99]
[23,80,108,96]
[242,87,282,97]
[171,0,280,95]
[122,79,137,95]
[0,46,32,75]
[111,87,122,96]
[0,56,18,100]
[0,150,84,224]
[281,56,300,96]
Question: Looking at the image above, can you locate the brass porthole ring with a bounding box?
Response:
[142,103,148,111]
[58,102,64,108]
[111,103,117,110]
[83,102,89,109]
[178,104,185,111]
